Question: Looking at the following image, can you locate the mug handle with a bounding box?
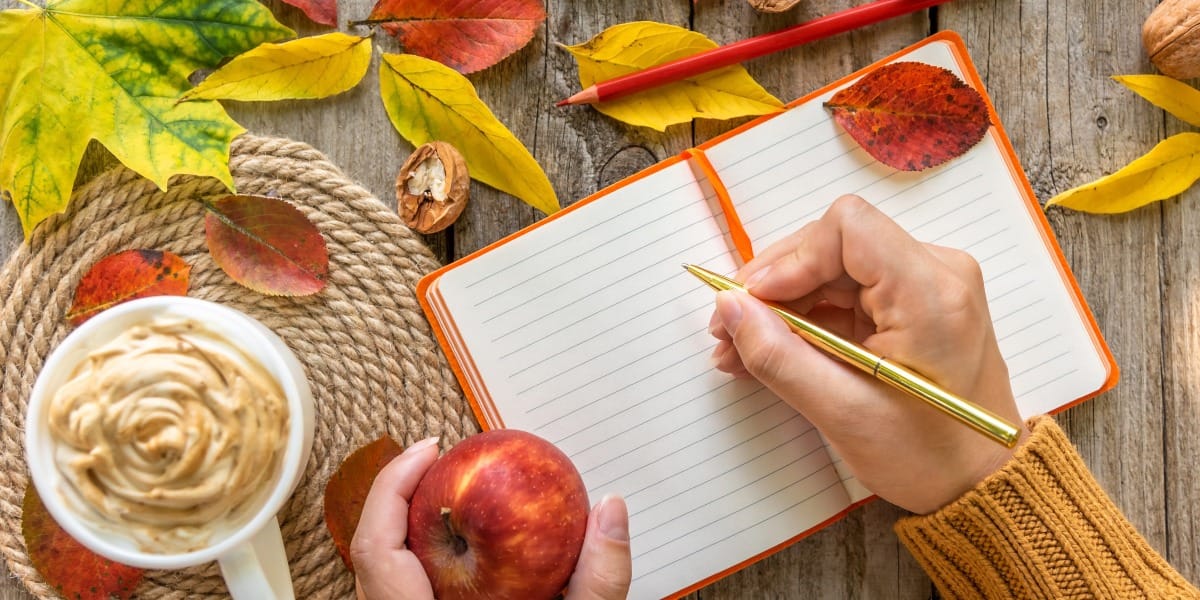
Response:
[217,518,296,600]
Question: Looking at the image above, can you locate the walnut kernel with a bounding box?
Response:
[396,142,469,234]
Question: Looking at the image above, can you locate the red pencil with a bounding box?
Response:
[557,0,953,106]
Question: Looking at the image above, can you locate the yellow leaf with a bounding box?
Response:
[0,1,292,237]
[1113,75,1200,128]
[1046,132,1200,213]
[181,33,372,102]
[562,21,784,131]
[379,53,559,215]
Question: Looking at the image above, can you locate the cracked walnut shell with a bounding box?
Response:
[396,142,469,234]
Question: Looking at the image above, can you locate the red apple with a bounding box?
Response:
[407,429,590,600]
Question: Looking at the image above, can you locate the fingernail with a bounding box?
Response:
[405,436,439,454]
[715,291,743,333]
[744,265,771,290]
[597,494,629,542]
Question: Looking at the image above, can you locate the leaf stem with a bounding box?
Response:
[14,0,42,9]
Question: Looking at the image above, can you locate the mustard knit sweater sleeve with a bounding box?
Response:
[893,416,1199,599]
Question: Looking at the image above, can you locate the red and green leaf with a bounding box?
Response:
[324,436,403,572]
[66,249,191,325]
[204,195,328,296]
[283,0,337,26]
[824,61,991,171]
[366,0,546,73]
[23,486,143,600]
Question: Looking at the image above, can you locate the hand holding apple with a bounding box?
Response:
[351,432,631,600]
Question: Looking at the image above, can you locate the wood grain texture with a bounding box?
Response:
[1,0,1197,597]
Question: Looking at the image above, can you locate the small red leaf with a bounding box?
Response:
[23,486,144,600]
[824,61,991,171]
[324,437,404,572]
[367,0,546,73]
[66,249,191,325]
[204,195,328,296]
[282,0,337,26]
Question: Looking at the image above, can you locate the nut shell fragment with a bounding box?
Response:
[1142,0,1200,79]
[396,142,469,234]
[748,0,801,13]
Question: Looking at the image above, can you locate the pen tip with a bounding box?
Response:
[554,98,570,107]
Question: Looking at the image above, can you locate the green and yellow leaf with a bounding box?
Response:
[1113,75,1200,128]
[182,32,371,102]
[562,22,784,131]
[1045,132,1200,213]
[379,53,559,215]
[0,1,293,237]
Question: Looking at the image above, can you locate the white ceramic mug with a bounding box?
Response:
[26,296,316,599]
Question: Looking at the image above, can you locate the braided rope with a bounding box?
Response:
[0,135,478,599]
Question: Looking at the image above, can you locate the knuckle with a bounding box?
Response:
[743,337,791,385]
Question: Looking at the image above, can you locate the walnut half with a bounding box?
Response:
[396,142,470,234]
[748,0,801,13]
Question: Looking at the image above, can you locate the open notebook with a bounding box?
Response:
[418,32,1117,600]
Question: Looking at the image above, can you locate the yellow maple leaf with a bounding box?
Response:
[1113,74,1200,128]
[379,53,560,216]
[0,0,292,237]
[1045,132,1200,213]
[561,21,784,131]
[181,33,372,102]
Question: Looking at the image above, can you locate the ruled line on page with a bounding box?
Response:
[624,420,812,505]
[721,114,831,173]
[492,237,728,351]
[582,395,784,479]
[588,405,806,493]
[562,377,748,453]
[633,442,829,541]
[634,469,845,577]
[460,178,697,291]
[475,204,710,317]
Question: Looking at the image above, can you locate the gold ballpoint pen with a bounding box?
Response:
[684,264,1020,448]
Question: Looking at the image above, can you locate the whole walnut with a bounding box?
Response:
[748,0,800,12]
[1143,0,1200,79]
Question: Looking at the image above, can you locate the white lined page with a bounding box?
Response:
[428,38,1110,598]
[434,161,852,599]
[701,40,1109,502]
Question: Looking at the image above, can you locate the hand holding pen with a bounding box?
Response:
[705,195,1027,515]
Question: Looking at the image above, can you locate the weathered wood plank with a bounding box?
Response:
[946,0,1175,568]
[1,0,1196,598]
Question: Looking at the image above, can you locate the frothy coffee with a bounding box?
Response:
[47,317,290,553]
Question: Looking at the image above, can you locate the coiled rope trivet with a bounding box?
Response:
[0,134,479,599]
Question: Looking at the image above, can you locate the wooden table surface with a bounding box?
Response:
[2,1,1198,598]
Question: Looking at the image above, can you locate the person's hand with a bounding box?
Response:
[709,195,1027,514]
[350,437,632,600]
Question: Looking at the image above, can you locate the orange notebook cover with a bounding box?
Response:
[418,32,1117,599]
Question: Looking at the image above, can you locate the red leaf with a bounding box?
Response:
[23,486,144,600]
[204,195,328,296]
[824,61,991,171]
[324,437,404,572]
[366,0,546,73]
[282,0,337,26]
[66,249,191,325]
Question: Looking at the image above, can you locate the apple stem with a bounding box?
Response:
[440,507,468,556]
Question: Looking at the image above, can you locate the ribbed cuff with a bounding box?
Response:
[894,416,1197,599]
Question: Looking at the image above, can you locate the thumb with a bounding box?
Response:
[717,291,840,411]
[566,494,631,600]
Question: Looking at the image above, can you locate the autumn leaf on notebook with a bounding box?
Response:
[824,61,991,171]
